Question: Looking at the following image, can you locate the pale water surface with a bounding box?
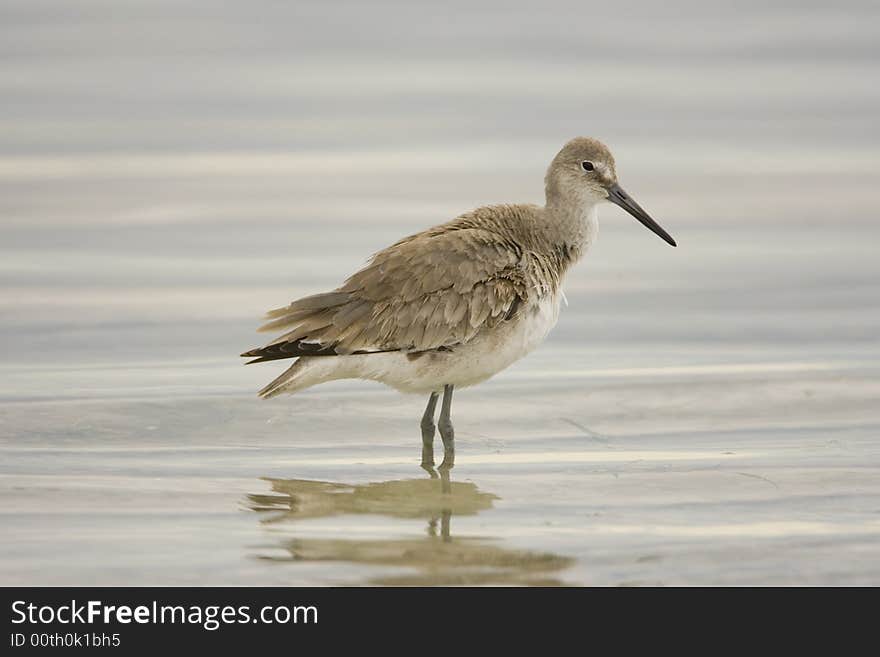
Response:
[1,0,879,585]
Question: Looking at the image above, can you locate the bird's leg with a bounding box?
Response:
[438,384,455,476]
[420,391,440,477]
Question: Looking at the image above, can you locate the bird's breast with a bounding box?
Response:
[519,292,563,353]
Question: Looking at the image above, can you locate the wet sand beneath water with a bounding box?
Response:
[2,348,879,585]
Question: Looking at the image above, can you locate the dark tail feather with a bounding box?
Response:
[243,355,289,365]
[241,340,399,364]
[240,340,341,364]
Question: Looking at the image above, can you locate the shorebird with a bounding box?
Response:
[242,137,676,469]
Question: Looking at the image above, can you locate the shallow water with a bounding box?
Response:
[2,0,880,585]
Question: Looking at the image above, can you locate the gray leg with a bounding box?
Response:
[420,391,439,476]
[438,384,455,476]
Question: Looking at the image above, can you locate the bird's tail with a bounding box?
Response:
[257,357,340,399]
[259,359,305,399]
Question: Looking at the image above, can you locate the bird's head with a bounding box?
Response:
[545,136,676,247]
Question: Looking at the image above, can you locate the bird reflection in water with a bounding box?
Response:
[246,466,573,585]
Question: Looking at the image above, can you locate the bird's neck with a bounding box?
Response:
[543,198,600,261]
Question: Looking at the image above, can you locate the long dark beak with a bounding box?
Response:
[606,183,677,247]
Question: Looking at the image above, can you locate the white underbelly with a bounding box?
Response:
[357,293,563,393]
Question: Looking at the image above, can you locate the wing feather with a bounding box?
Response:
[242,222,532,362]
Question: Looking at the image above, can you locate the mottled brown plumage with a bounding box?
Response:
[242,204,583,363]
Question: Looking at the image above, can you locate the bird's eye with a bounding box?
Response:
[581,161,594,172]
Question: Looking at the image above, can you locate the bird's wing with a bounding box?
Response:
[241,228,530,362]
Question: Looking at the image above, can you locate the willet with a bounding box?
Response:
[242,137,676,470]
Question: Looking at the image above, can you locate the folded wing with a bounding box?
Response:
[241,227,529,363]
